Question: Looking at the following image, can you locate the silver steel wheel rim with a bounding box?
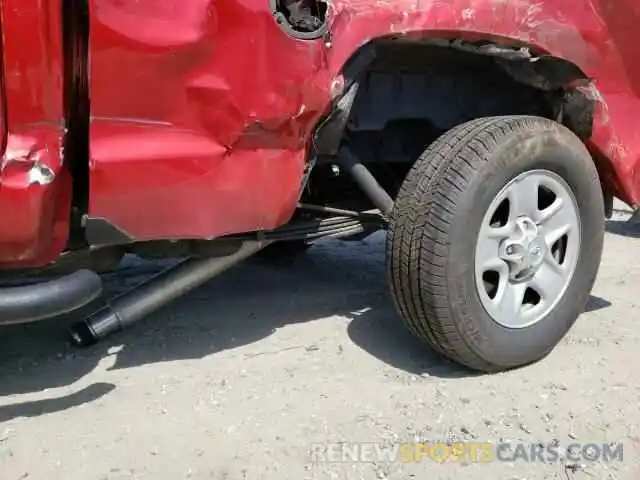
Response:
[474,169,581,329]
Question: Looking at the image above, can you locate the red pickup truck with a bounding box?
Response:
[0,0,637,372]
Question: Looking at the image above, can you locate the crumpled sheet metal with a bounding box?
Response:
[87,0,640,243]
[3,0,639,267]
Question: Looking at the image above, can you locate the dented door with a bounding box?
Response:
[87,0,329,242]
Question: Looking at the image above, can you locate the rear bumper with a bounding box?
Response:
[0,270,102,325]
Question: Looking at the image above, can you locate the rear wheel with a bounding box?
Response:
[387,116,604,372]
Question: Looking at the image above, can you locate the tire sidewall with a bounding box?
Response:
[445,126,604,368]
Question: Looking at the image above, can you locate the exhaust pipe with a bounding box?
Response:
[0,270,102,325]
[70,241,268,346]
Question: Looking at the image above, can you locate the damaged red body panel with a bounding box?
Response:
[0,0,70,268]
[1,0,640,267]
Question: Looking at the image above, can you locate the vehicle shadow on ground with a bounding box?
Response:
[605,219,640,238]
[0,234,612,420]
[0,383,115,423]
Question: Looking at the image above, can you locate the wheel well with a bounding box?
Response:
[307,38,599,210]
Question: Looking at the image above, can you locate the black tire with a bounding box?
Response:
[387,116,604,372]
[256,240,312,260]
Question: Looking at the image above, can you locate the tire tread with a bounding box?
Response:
[387,115,600,371]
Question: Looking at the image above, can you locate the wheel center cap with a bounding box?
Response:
[499,216,546,280]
